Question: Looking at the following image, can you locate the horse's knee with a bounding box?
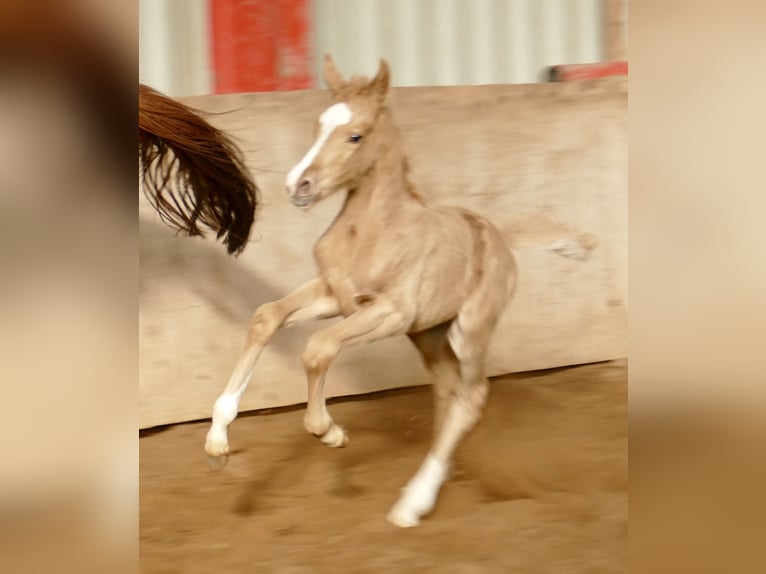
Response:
[302,333,340,373]
[246,302,282,345]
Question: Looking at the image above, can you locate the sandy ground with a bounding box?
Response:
[140,360,626,573]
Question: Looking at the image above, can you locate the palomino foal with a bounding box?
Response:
[205,55,517,527]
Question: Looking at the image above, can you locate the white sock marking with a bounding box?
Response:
[206,380,250,456]
[388,401,474,527]
[286,102,353,188]
[411,454,448,494]
[212,392,240,427]
[388,454,448,527]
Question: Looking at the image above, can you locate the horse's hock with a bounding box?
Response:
[139,78,627,429]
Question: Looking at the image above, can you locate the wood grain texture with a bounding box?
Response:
[139,79,627,428]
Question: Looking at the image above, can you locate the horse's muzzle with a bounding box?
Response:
[287,177,315,208]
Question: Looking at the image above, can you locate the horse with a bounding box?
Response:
[138,83,258,255]
[204,55,517,527]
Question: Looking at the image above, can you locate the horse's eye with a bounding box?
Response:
[349,133,363,143]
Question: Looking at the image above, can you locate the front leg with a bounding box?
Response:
[301,301,411,447]
[205,278,340,467]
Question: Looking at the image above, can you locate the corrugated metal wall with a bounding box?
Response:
[139,0,606,96]
[312,0,605,86]
[139,0,212,96]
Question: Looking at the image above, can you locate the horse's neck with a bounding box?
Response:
[340,145,421,225]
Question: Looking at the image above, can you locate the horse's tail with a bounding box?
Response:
[138,83,258,256]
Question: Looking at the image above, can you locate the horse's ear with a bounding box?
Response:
[368,58,390,103]
[323,54,346,94]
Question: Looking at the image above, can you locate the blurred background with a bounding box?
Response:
[139,0,626,97]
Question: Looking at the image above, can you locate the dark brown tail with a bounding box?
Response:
[138,83,258,255]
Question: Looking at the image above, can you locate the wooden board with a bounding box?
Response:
[139,79,627,429]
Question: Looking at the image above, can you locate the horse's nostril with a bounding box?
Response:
[298,178,312,195]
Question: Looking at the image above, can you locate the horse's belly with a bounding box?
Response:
[409,294,461,332]
[408,265,472,332]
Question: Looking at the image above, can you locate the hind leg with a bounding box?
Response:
[408,323,461,440]
[388,316,492,527]
[388,218,516,527]
[388,265,511,527]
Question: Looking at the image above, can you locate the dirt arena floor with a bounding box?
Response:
[140,360,627,573]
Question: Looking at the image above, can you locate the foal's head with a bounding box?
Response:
[285,54,392,208]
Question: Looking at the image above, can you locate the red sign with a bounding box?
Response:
[550,61,628,82]
[210,0,313,94]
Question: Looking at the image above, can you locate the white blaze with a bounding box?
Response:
[286,102,353,188]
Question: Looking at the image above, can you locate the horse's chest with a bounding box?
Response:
[314,230,394,315]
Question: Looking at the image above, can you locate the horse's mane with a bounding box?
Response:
[138,84,258,256]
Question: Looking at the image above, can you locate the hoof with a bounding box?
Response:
[207,453,229,471]
[320,425,348,448]
[205,429,230,470]
[386,504,420,528]
[386,456,446,528]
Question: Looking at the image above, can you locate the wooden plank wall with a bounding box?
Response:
[139,79,627,428]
